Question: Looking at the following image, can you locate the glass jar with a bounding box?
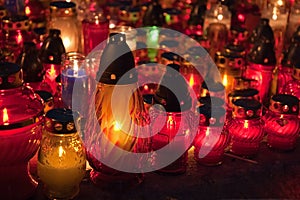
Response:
[150,63,197,174]
[215,41,246,99]
[39,29,66,95]
[0,62,44,199]
[227,99,264,156]
[245,37,276,105]
[82,8,109,55]
[194,97,228,166]
[2,15,35,62]
[285,2,300,46]
[283,65,300,100]
[263,94,300,151]
[61,52,89,119]
[85,33,150,188]
[38,108,86,200]
[49,1,80,52]
[16,42,52,94]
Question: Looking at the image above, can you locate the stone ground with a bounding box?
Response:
[32,141,300,200]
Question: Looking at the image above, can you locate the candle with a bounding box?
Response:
[61,52,89,118]
[37,109,86,200]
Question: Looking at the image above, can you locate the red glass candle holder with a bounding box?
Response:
[227,99,264,156]
[0,62,44,199]
[194,98,228,166]
[263,94,300,151]
[283,65,300,100]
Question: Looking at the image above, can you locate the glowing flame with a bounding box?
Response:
[73,60,79,76]
[222,74,228,87]
[47,65,57,81]
[189,74,195,87]
[63,37,71,50]
[217,14,223,21]
[25,6,31,15]
[277,0,284,6]
[244,120,249,129]
[58,146,65,158]
[3,108,9,125]
[16,32,23,44]
[167,116,175,130]
[113,121,122,131]
[143,85,149,91]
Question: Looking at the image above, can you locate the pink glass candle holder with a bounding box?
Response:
[264,94,300,151]
[283,64,300,100]
[227,99,264,156]
[0,62,44,199]
[150,63,197,175]
[194,97,228,166]
[82,8,109,55]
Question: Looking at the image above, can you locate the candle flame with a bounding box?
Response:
[73,60,79,76]
[244,120,249,129]
[58,146,65,158]
[113,121,122,131]
[25,6,31,15]
[167,116,175,130]
[16,32,23,44]
[3,108,9,125]
[189,74,195,87]
[63,37,71,50]
[217,14,223,21]
[222,74,228,87]
[47,65,57,81]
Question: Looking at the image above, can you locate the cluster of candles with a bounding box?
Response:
[1,0,300,199]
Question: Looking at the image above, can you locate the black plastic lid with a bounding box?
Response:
[161,52,181,62]
[249,18,274,44]
[154,64,191,112]
[143,94,153,104]
[202,81,225,92]
[97,33,137,85]
[198,103,225,126]
[0,62,23,89]
[50,1,76,8]
[199,96,225,107]
[39,29,66,64]
[269,94,299,114]
[281,36,300,67]
[16,42,44,82]
[229,88,259,98]
[142,0,164,26]
[35,90,53,102]
[45,108,79,134]
[232,99,261,119]
[247,38,276,65]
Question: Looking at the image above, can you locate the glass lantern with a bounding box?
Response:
[0,62,44,199]
[227,99,264,156]
[38,108,86,200]
[49,1,80,52]
[263,94,300,151]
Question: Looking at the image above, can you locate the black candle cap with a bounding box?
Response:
[143,0,164,26]
[97,33,137,85]
[247,38,276,66]
[0,62,23,89]
[45,108,79,134]
[154,64,192,112]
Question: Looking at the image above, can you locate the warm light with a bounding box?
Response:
[189,74,195,87]
[167,116,175,130]
[222,74,228,87]
[238,14,245,22]
[16,32,23,44]
[217,14,223,21]
[47,64,57,81]
[244,120,249,129]
[73,60,79,76]
[25,6,31,15]
[3,108,9,125]
[277,0,284,6]
[109,22,116,29]
[205,128,210,136]
[58,146,65,158]
[143,85,149,91]
[113,121,122,131]
[63,37,71,50]
[272,13,278,20]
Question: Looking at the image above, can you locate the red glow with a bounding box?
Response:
[238,14,245,22]
[2,108,9,125]
[25,6,31,16]
[16,32,23,44]
[143,85,149,91]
